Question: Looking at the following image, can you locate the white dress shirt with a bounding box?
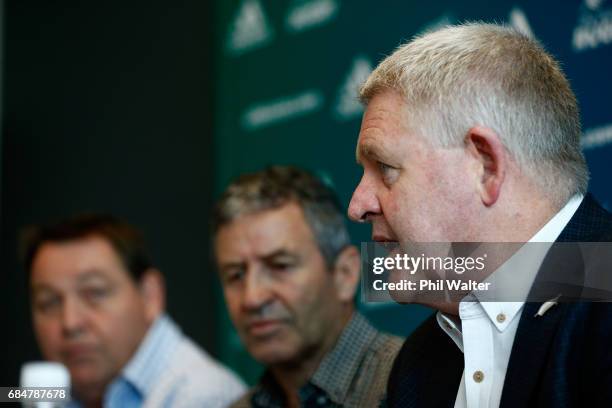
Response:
[437,195,584,408]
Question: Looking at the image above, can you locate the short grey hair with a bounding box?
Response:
[360,23,588,206]
[212,166,351,268]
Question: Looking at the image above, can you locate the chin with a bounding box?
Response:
[69,365,110,389]
[249,342,298,366]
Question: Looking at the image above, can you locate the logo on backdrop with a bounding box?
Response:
[226,0,274,56]
[509,6,534,38]
[573,0,612,51]
[286,0,339,33]
[333,55,373,121]
[242,90,325,131]
[581,123,612,150]
[416,13,455,36]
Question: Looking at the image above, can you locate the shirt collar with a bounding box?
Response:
[120,313,182,396]
[252,313,377,406]
[437,194,584,338]
[310,313,377,403]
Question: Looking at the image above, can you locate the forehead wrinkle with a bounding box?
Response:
[76,269,110,283]
[357,105,408,163]
[33,269,112,292]
[217,202,317,267]
[246,224,298,255]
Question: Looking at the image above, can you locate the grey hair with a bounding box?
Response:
[360,22,588,207]
[212,166,350,268]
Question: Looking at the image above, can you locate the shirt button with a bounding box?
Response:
[473,370,485,383]
[496,313,506,323]
[317,395,327,405]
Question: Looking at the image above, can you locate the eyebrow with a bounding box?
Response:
[75,269,112,284]
[356,140,389,165]
[218,261,245,273]
[218,250,299,272]
[31,285,56,297]
[31,269,110,292]
[262,250,299,263]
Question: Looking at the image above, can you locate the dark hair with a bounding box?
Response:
[21,213,154,283]
[212,165,351,267]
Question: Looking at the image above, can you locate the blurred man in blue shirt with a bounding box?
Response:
[23,213,245,407]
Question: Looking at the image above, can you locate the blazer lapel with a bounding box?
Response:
[499,301,567,408]
[388,316,463,408]
[500,194,608,407]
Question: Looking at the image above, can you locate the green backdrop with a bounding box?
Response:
[213,0,612,383]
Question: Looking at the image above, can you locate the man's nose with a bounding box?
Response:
[348,175,381,222]
[242,270,272,312]
[61,297,86,338]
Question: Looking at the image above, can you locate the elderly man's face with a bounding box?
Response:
[30,236,153,395]
[348,90,475,244]
[215,202,347,366]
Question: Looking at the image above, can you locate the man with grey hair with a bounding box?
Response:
[213,166,402,407]
[348,23,612,407]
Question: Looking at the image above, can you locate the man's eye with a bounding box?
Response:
[270,262,293,272]
[35,296,61,314]
[377,161,394,173]
[81,287,111,304]
[225,269,245,283]
[377,162,398,183]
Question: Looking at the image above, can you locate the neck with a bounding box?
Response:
[491,177,562,242]
[432,190,565,316]
[75,387,104,408]
[270,309,353,407]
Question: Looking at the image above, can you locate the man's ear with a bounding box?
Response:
[464,126,506,206]
[138,268,166,323]
[332,245,360,302]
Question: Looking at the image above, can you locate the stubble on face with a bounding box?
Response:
[216,203,349,368]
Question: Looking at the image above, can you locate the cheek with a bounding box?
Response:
[383,185,418,226]
[224,291,244,324]
[93,296,148,348]
[287,267,331,306]
[287,274,337,331]
[33,319,63,358]
[116,300,147,331]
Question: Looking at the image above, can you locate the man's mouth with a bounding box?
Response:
[246,319,285,337]
[372,235,397,242]
[61,344,99,363]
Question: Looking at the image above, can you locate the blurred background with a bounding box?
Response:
[2,0,611,386]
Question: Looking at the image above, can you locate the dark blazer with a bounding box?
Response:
[387,194,612,408]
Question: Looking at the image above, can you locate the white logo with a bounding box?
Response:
[509,7,534,38]
[286,0,339,33]
[226,0,273,56]
[416,13,454,36]
[581,123,612,149]
[242,90,324,131]
[573,1,612,51]
[585,0,604,11]
[333,55,373,121]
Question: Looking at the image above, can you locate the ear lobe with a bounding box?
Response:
[332,246,360,302]
[139,269,166,323]
[465,126,506,207]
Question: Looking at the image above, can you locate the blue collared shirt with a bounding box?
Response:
[69,314,245,408]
